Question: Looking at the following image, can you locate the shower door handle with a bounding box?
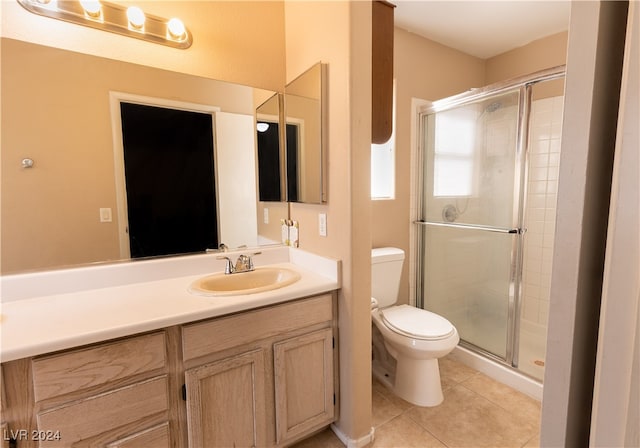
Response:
[414,221,523,234]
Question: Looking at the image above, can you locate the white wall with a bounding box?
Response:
[215,112,259,249]
[541,1,631,445]
[590,1,640,445]
[518,95,564,380]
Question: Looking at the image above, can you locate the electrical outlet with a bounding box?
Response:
[318,213,327,237]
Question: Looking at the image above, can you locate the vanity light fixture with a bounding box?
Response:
[17,0,193,49]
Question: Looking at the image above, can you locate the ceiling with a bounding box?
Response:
[393,1,571,59]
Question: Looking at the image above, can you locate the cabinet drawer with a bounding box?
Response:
[182,294,333,362]
[106,422,170,448]
[32,332,166,402]
[36,376,169,447]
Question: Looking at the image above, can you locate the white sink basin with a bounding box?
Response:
[188,267,301,297]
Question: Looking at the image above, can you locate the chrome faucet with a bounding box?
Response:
[216,252,262,274]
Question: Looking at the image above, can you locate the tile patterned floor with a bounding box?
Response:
[293,355,541,448]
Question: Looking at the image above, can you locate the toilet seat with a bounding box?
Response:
[380,305,455,341]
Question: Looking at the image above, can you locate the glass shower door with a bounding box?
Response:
[418,89,523,361]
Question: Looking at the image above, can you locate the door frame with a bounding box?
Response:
[108,92,220,258]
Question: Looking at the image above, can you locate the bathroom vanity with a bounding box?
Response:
[0,247,340,448]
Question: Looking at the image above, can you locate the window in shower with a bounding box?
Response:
[432,107,477,197]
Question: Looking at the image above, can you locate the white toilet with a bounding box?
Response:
[371,247,459,407]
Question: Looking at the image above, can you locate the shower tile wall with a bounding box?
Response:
[519,95,563,378]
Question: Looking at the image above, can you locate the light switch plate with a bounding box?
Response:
[99,208,112,223]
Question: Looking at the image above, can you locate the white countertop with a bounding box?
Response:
[0,247,341,362]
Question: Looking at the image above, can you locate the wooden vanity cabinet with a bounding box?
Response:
[181,293,338,447]
[1,331,178,448]
[0,292,338,448]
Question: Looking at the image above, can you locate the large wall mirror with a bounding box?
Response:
[1,37,288,274]
[283,62,327,204]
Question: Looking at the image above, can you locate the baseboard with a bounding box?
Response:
[330,424,375,448]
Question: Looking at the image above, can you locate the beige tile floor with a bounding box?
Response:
[293,355,541,448]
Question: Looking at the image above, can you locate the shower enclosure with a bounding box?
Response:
[416,67,565,381]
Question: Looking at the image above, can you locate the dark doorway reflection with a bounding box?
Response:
[120,102,218,258]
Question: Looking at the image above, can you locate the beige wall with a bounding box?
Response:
[486,31,568,100]
[285,0,373,442]
[373,28,485,303]
[0,1,286,92]
[257,202,288,245]
[374,28,568,305]
[485,32,568,85]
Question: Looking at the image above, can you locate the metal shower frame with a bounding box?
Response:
[414,65,566,370]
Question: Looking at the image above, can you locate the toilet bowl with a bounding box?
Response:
[371,248,459,407]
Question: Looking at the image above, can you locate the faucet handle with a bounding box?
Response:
[235,254,252,272]
[235,252,261,272]
[216,256,234,274]
[247,252,262,271]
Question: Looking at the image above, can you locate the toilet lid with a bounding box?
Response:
[380,305,455,340]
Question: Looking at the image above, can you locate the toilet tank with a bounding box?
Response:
[371,247,405,308]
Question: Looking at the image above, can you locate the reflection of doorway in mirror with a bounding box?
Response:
[119,102,219,258]
[286,123,300,202]
[256,119,282,201]
[285,117,305,202]
[110,92,223,259]
[110,92,259,257]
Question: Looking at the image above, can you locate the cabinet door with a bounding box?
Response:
[184,349,267,448]
[273,328,335,444]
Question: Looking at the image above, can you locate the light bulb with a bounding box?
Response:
[257,122,270,133]
[79,0,101,17]
[126,6,145,29]
[36,0,57,9]
[167,18,186,39]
